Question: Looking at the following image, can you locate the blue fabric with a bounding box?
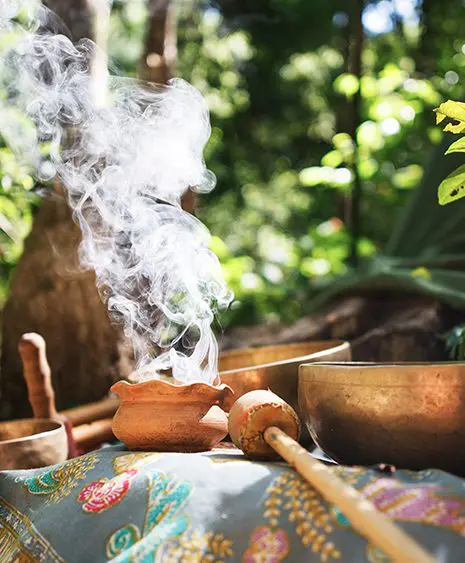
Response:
[1,444,464,562]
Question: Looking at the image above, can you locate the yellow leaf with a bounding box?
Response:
[444,122,465,134]
[445,136,465,154]
[410,267,431,280]
[434,100,465,134]
[437,163,465,205]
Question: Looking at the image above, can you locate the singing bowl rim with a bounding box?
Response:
[0,418,65,446]
[299,361,465,385]
[301,360,465,367]
[219,340,350,375]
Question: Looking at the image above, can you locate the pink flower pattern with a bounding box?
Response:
[243,526,289,562]
[77,469,137,513]
[363,478,465,536]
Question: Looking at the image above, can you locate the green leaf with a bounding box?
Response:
[209,235,230,260]
[434,100,465,134]
[445,136,465,155]
[393,164,423,189]
[321,150,343,167]
[438,164,465,205]
[444,324,465,360]
[333,73,359,97]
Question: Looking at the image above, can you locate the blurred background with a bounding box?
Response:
[2,0,465,416]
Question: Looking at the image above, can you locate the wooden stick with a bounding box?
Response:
[62,397,119,426]
[265,426,436,563]
[72,418,114,452]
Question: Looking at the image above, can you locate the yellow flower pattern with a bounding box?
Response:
[19,454,99,504]
[160,531,234,562]
[112,453,162,475]
[263,471,342,561]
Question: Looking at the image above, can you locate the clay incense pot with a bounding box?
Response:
[111,379,235,452]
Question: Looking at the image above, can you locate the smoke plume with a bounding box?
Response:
[0,0,233,383]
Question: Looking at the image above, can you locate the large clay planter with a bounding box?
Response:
[111,379,235,452]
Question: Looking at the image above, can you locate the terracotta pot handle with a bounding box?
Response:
[219,385,235,413]
[18,333,58,420]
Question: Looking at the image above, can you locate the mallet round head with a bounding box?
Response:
[228,390,301,459]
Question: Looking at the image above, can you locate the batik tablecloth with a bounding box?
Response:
[1,444,464,562]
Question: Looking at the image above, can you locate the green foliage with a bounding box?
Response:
[0,33,39,302]
[435,100,465,205]
[444,323,465,361]
[1,0,465,326]
[308,131,465,314]
[435,100,465,134]
[445,137,465,155]
[437,164,465,205]
[174,0,465,325]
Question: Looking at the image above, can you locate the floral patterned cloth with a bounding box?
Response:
[1,444,465,562]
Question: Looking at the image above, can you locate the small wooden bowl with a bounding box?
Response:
[299,362,465,474]
[220,341,351,415]
[0,418,68,470]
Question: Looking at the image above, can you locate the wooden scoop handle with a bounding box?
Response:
[18,333,58,420]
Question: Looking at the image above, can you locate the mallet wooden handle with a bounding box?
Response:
[265,426,436,563]
[18,333,58,420]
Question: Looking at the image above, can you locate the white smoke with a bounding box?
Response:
[0,0,233,383]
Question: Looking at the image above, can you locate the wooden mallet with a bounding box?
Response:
[228,390,437,563]
[19,333,79,458]
[18,333,116,456]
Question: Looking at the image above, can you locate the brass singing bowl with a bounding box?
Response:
[0,418,68,470]
[219,341,351,416]
[299,362,465,474]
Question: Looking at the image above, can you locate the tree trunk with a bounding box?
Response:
[44,0,93,41]
[0,186,132,419]
[0,1,132,420]
[139,0,196,214]
[139,0,177,84]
